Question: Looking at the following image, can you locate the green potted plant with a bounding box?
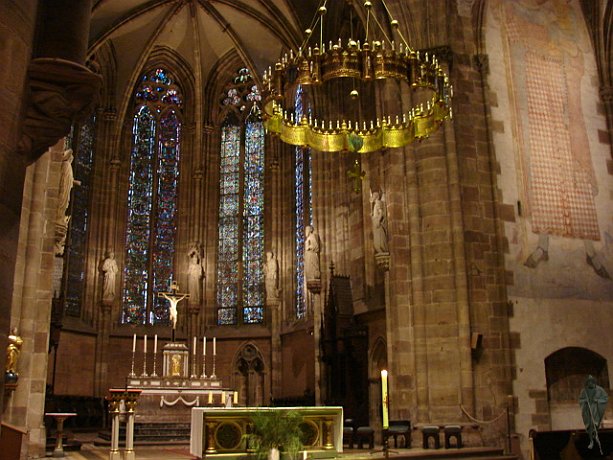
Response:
[245,409,304,460]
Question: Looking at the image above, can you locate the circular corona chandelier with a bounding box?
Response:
[262,0,453,154]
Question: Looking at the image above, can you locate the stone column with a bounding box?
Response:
[308,282,323,405]
[0,0,38,407]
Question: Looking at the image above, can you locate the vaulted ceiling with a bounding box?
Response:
[88,0,319,111]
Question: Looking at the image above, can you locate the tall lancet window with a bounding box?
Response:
[294,85,312,319]
[122,68,183,325]
[217,68,265,325]
[64,115,96,317]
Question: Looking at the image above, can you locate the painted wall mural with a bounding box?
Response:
[487,0,613,299]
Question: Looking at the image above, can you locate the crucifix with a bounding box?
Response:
[157,281,189,342]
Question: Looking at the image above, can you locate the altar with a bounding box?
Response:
[190,406,343,459]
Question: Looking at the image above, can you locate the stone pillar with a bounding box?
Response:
[269,298,282,399]
[0,0,38,408]
[6,140,63,458]
[308,282,323,405]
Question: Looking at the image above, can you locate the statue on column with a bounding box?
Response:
[264,251,280,301]
[370,190,389,255]
[305,225,321,282]
[187,242,204,305]
[101,250,119,304]
[5,327,23,383]
[55,148,81,256]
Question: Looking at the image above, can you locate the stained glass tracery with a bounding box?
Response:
[216,68,265,325]
[122,68,183,325]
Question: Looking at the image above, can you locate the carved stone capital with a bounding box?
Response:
[18,58,102,164]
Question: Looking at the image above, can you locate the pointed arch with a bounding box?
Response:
[232,342,267,407]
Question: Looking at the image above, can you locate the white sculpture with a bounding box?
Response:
[370,190,389,254]
[187,242,204,304]
[101,250,119,303]
[304,225,321,281]
[264,251,280,300]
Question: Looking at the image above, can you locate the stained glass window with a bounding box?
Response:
[122,68,183,325]
[295,85,312,319]
[64,115,96,317]
[216,68,264,325]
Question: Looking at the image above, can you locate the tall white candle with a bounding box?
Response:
[154,334,158,354]
[203,337,206,356]
[381,370,389,429]
[213,337,216,355]
[132,334,136,353]
[144,334,147,353]
[193,336,197,355]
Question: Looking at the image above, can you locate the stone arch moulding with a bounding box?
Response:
[232,342,267,407]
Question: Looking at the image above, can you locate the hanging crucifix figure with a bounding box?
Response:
[157,281,189,342]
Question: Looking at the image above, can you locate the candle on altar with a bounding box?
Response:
[144,334,147,353]
[193,336,197,355]
[132,334,136,353]
[208,392,213,404]
[302,451,307,460]
[221,391,225,403]
[381,369,389,429]
[213,337,216,355]
[233,391,238,404]
[203,337,206,355]
[154,334,158,354]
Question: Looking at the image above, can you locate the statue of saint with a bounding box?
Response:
[304,225,321,281]
[170,354,182,377]
[55,148,81,256]
[579,375,608,452]
[370,190,389,254]
[101,251,119,303]
[187,242,204,304]
[6,328,23,376]
[264,251,280,300]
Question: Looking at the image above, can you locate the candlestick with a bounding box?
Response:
[154,334,157,354]
[191,337,197,379]
[211,352,216,379]
[129,336,136,377]
[201,346,207,379]
[151,348,158,377]
[381,370,389,429]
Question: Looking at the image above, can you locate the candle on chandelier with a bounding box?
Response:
[193,336,197,355]
[203,337,206,356]
[213,337,216,355]
[132,334,136,353]
[143,334,147,353]
[154,334,157,354]
[381,369,389,429]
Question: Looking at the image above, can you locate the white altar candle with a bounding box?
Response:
[132,334,136,353]
[381,369,389,429]
[208,392,213,404]
[203,337,206,356]
[193,336,197,355]
[213,337,216,355]
[154,334,157,354]
[233,391,238,404]
[144,334,147,353]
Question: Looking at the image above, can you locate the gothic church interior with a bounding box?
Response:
[1,0,613,458]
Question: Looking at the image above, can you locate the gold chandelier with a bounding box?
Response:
[262,0,453,154]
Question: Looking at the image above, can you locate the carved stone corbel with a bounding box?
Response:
[18,58,102,164]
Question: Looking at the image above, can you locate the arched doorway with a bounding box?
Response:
[545,347,609,430]
[368,338,387,434]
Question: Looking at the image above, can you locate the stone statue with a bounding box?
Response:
[55,148,81,256]
[6,328,23,377]
[101,250,119,303]
[579,375,608,452]
[264,251,280,300]
[187,242,204,304]
[304,225,321,281]
[370,190,389,254]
